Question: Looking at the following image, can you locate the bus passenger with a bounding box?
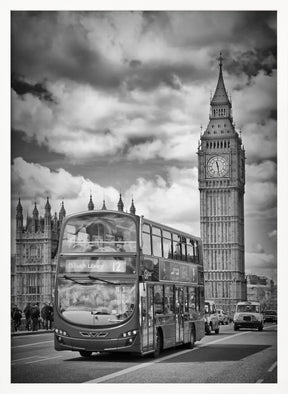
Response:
[164,298,173,314]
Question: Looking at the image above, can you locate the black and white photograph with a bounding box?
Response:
[7,3,286,390]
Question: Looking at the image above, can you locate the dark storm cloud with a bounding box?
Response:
[129,59,142,69]
[11,73,54,101]
[224,49,277,80]
[11,11,125,90]
[11,11,276,94]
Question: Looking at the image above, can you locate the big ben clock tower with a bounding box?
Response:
[198,53,247,315]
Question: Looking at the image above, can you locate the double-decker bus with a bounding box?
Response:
[54,210,205,358]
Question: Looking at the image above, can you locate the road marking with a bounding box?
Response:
[12,340,54,349]
[11,356,39,363]
[255,359,277,383]
[268,361,277,372]
[85,329,256,384]
[25,355,63,364]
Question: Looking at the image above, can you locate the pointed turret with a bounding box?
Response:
[45,197,51,217]
[202,52,235,140]
[32,201,39,233]
[44,197,52,235]
[59,201,66,222]
[117,194,124,212]
[33,201,39,217]
[16,197,23,235]
[101,200,107,210]
[58,201,66,233]
[129,198,136,215]
[16,197,23,218]
[53,212,58,233]
[88,194,94,211]
[210,52,230,106]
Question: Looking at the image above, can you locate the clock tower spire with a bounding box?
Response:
[197,53,246,316]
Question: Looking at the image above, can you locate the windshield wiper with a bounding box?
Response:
[63,275,92,286]
[88,275,116,285]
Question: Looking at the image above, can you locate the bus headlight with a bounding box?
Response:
[54,328,69,337]
[121,329,137,338]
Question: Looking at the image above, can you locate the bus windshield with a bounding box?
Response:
[58,278,136,326]
[61,213,137,253]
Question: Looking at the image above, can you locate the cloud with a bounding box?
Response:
[232,71,277,164]
[245,180,276,218]
[11,157,200,237]
[246,161,277,183]
[126,166,200,235]
[245,250,277,281]
[11,12,276,168]
[11,157,119,213]
[12,76,206,163]
[11,11,276,91]
[268,230,277,239]
[245,161,277,219]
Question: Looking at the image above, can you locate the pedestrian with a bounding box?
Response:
[31,303,40,331]
[24,302,32,331]
[48,302,54,329]
[12,305,22,332]
[41,303,51,330]
[41,303,47,329]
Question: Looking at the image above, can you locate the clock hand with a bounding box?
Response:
[216,161,220,174]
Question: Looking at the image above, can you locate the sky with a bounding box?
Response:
[10,10,278,282]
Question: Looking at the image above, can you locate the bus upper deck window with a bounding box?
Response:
[142,224,151,255]
[181,237,187,261]
[187,239,194,262]
[163,231,172,259]
[173,234,181,260]
[152,227,162,257]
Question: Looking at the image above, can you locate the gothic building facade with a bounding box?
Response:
[12,194,135,310]
[198,54,247,315]
[12,198,66,309]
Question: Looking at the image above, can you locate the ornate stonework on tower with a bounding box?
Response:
[197,53,247,315]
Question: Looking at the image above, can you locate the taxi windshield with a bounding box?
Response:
[236,304,260,313]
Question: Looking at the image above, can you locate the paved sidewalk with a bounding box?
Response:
[11,329,54,337]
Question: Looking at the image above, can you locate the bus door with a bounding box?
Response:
[175,286,184,343]
[140,283,154,352]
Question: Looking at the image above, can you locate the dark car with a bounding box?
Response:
[263,310,277,323]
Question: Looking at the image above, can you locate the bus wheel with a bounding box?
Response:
[79,350,93,358]
[153,329,162,358]
[186,328,195,349]
[206,324,211,335]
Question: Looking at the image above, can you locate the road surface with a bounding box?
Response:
[11,323,277,384]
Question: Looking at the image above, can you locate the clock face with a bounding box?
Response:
[207,156,228,177]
